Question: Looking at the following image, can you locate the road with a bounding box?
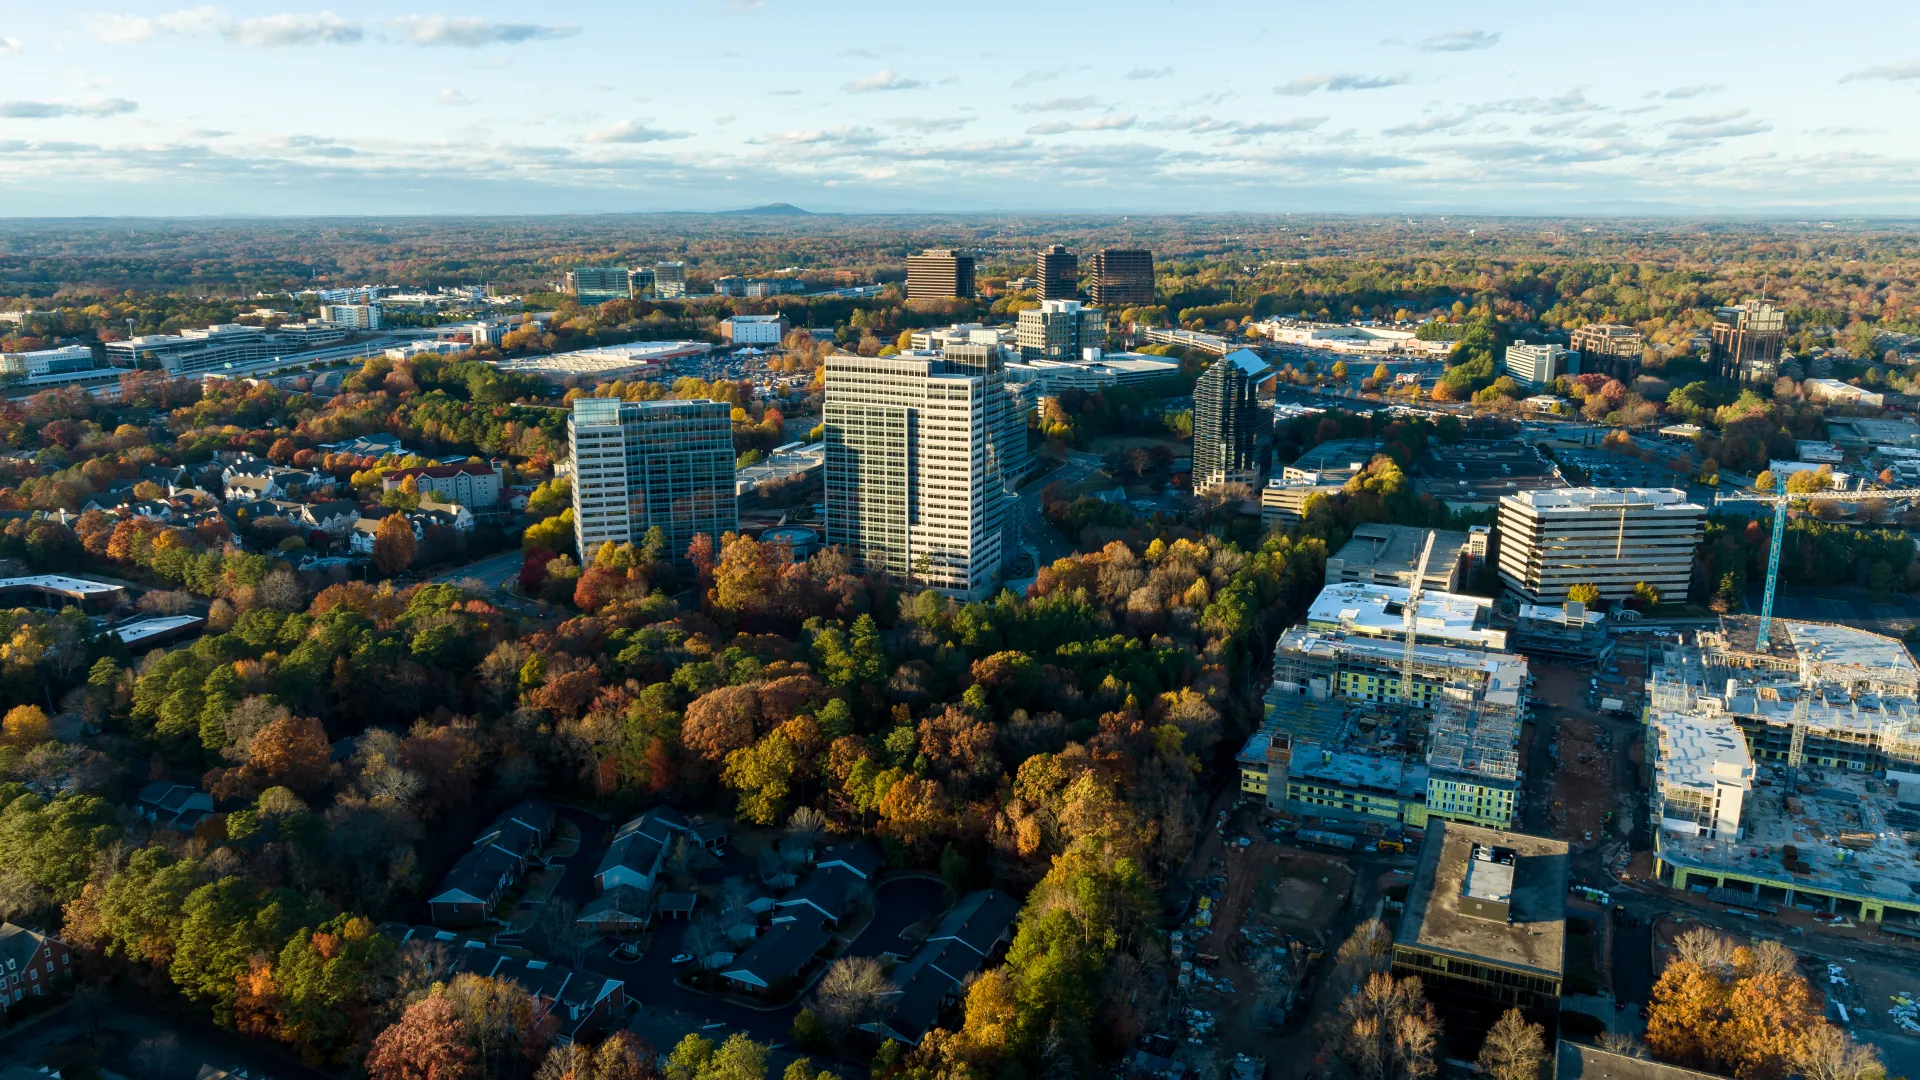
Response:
[1017,451,1104,564]
[431,547,525,592]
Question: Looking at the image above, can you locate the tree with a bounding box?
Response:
[373,514,417,575]
[1335,917,1395,982]
[1566,583,1601,606]
[1791,1025,1886,1080]
[1631,581,1661,608]
[1478,1008,1546,1080]
[1754,469,1776,492]
[3,704,50,746]
[0,789,115,920]
[1335,973,1440,1080]
[276,914,397,1062]
[367,996,477,1080]
[811,955,890,1033]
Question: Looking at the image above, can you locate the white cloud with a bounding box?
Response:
[388,17,578,47]
[1660,84,1723,99]
[437,88,473,107]
[1126,66,1173,80]
[0,98,138,118]
[92,7,362,46]
[1016,96,1103,113]
[888,116,973,134]
[842,70,924,93]
[1667,110,1772,142]
[1276,72,1409,96]
[1028,114,1137,134]
[1841,60,1920,83]
[768,88,801,96]
[1418,29,1500,52]
[0,37,20,56]
[584,120,689,144]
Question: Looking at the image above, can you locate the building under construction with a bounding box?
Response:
[1646,620,1920,925]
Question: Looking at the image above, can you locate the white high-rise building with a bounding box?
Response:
[319,303,384,330]
[569,397,737,561]
[1502,343,1576,387]
[823,346,1025,601]
[1496,487,1706,602]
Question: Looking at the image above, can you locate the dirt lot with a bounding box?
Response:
[1532,663,1627,851]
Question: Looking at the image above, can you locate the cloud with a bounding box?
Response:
[437,88,473,106]
[1276,72,1408,96]
[0,37,19,56]
[583,119,689,144]
[0,98,138,118]
[92,7,363,46]
[842,70,923,93]
[888,116,973,134]
[1011,68,1062,88]
[768,88,801,96]
[754,126,883,148]
[390,16,578,46]
[1015,96,1102,112]
[1660,83,1723,99]
[1841,60,1920,83]
[1232,118,1326,135]
[1027,114,1136,135]
[1152,115,1324,136]
[1382,113,1474,136]
[1667,109,1772,142]
[1418,29,1499,52]
[1126,66,1173,80]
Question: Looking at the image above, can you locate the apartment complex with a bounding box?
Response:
[1083,248,1155,306]
[1708,301,1787,383]
[319,303,384,330]
[1502,343,1577,387]
[1646,623,1920,924]
[104,321,347,375]
[1192,349,1272,490]
[568,397,737,561]
[823,347,1024,600]
[381,461,505,509]
[1035,245,1078,301]
[1496,487,1706,603]
[1015,299,1105,362]
[653,261,688,299]
[906,249,976,302]
[568,266,635,303]
[1568,323,1645,381]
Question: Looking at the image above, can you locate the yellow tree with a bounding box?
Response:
[372,514,416,575]
[3,704,51,745]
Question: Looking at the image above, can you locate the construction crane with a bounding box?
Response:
[1715,484,1920,649]
[1402,530,1437,711]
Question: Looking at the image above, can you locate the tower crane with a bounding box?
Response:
[1403,530,1437,711]
[1714,484,1920,648]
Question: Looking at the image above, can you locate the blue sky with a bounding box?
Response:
[2,1,1918,216]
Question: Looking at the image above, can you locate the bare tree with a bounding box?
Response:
[812,955,891,1034]
[682,912,725,968]
[1477,1008,1546,1080]
[1335,973,1440,1080]
[532,895,594,967]
[258,568,306,612]
[1672,927,1740,978]
[717,877,754,926]
[1335,918,1396,983]
[1791,1025,1887,1080]
[136,590,195,615]
[1745,938,1799,977]
[1598,1033,1648,1059]
[136,1033,183,1080]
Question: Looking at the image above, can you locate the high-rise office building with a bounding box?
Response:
[1708,301,1786,383]
[568,267,634,304]
[1568,323,1645,382]
[1496,487,1706,603]
[319,303,384,330]
[654,262,689,299]
[906,249,976,302]
[628,267,656,298]
[569,397,737,562]
[1035,245,1078,301]
[823,347,1023,600]
[1502,344,1577,387]
[1084,248,1155,306]
[1015,299,1105,362]
[1192,349,1272,491]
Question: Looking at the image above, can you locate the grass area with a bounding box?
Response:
[1646,601,1715,619]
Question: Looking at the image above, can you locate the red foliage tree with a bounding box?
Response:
[366,996,477,1080]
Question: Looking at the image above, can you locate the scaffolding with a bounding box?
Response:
[1427,689,1521,784]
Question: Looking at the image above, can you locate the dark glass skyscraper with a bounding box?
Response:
[1192,348,1272,490]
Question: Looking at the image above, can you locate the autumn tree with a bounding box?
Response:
[373,513,417,575]
[3,704,50,746]
[1646,931,1832,1080]
[367,996,477,1080]
[1565,583,1601,607]
[1478,1008,1546,1080]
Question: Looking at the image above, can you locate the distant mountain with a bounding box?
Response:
[713,203,815,217]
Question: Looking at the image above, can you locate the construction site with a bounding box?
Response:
[1646,617,1920,926]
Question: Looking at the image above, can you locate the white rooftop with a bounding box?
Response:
[0,575,124,595]
[1307,581,1503,649]
[1784,621,1920,682]
[1650,706,1754,794]
[112,614,205,644]
[1506,486,1701,511]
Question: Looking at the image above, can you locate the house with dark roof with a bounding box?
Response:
[594,806,729,894]
[426,802,555,927]
[322,433,405,458]
[815,840,881,880]
[719,917,832,994]
[399,927,626,1043]
[577,886,654,933]
[862,889,1019,1045]
[0,922,73,1015]
[380,461,504,508]
[136,781,215,830]
[775,865,865,926]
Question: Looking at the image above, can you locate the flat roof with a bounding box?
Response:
[1649,707,1753,794]
[1784,622,1920,682]
[1397,820,1567,978]
[1557,1041,1722,1080]
[1307,581,1503,649]
[1504,486,1701,512]
[112,614,206,644]
[0,575,125,596]
[493,341,711,378]
[1277,627,1531,692]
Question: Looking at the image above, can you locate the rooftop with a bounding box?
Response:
[0,575,125,596]
[492,341,712,379]
[1504,486,1702,512]
[1276,627,1531,694]
[1648,705,1754,795]
[1397,820,1567,977]
[111,614,206,645]
[1556,1041,1723,1080]
[1307,580,1504,650]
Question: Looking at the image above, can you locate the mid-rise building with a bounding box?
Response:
[1568,323,1645,381]
[908,323,1013,353]
[569,397,737,561]
[1271,624,1527,714]
[103,322,346,376]
[1502,344,1577,387]
[1709,301,1786,383]
[319,303,384,330]
[568,267,634,304]
[0,344,94,378]
[906,249,976,302]
[1513,602,1612,664]
[381,461,505,509]
[1325,524,1474,592]
[1084,248,1155,306]
[0,921,74,1016]
[1015,299,1105,362]
[654,262,688,299]
[1392,821,1567,1031]
[1260,475,1344,530]
[721,314,790,346]
[823,348,1023,600]
[1306,580,1509,651]
[1496,487,1706,603]
[1035,245,1078,301]
[1192,349,1272,490]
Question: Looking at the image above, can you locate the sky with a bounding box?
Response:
[3,1,1920,217]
